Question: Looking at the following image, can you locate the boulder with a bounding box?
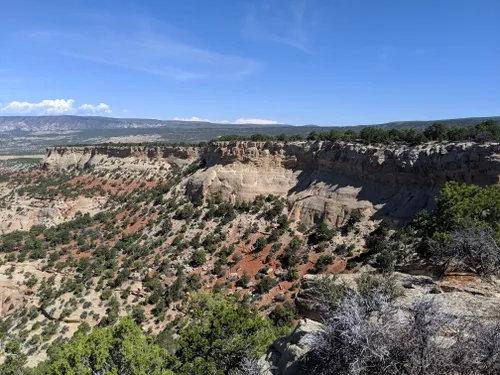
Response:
[263,318,323,375]
[274,293,286,302]
[244,281,255,288]
[129,272,141,281]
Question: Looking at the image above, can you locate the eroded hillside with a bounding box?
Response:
[1,139,500,372]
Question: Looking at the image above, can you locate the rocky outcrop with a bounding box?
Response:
[263,318,323,375]
[199,141,500,187]
[0,280,27,317]
[190,141,500,226]
[268,271,500,374]
[0,194,104,234]
[44,145,199,170]
[295,271,500,322]
[294,277,329,322]
[44,141,500,226]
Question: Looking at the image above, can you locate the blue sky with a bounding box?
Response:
[0,0,498,125]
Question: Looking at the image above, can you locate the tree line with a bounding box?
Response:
[217,119,500,145]
[51,120,500,149]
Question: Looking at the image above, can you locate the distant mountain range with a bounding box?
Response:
[0,115,498,133]
[0,115,243,132]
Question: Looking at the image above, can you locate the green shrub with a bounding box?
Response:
[190,249,206,267]
[176,292,282,375]
[257,277,277,294]
[34,317,174,374]
[356,273,403,304]
[314,254,334,273]
[254,237,267,252]
[269,301,296,328]
[415,181,500,237]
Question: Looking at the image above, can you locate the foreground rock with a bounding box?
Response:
[263,318,323,375]
[268,271,500,374]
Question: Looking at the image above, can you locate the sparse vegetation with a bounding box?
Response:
[305,291,500,375]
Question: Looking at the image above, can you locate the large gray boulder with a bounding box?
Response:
[262,318,323,375]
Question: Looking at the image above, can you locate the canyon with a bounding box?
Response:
[44,140,500,228]
[0,139,499,372]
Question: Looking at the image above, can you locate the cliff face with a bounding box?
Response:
[44,141,500,226]
[45,145,199,169]
[200,141,500,187]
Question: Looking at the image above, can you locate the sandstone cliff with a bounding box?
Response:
[44,141,500,227]
[44,145,199,172]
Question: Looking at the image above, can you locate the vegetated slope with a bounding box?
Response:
[1,153,332,368]
[1,137,500,373]
[355,115,500,130]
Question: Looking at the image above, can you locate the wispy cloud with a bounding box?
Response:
[243,0,311,51]
[0,99,112,115]
[18,14,261,81]
[173,116,279,125]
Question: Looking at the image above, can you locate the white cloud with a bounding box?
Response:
[0,99,112,115]
[1,99,75,114]
[174,117,231,123]
[173,116,210,122]
[79,103,112,114]
[173,116,279,125]
[234,118,279,125]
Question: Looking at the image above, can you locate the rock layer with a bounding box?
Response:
[44,145,199,170]
[44,141,500,227]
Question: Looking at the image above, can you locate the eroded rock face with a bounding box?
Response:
[0,263,60,318]
[0,193,105,234]
[0,280,26,317]
[200,141,500,187]
[44,145,200,171]
[189,141,500,226]
[44,141,500,227]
